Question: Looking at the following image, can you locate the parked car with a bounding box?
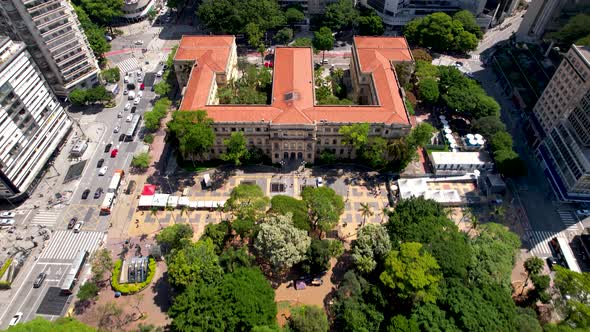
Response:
[110,149,119,158]
[0,211,15,218]
[138,91,143,98]
[9,312,22,326]
[33,272,47,288]
[97,158,104,168]
[67,217,77,229]
[156,70,163,77]
[576,209,590,216]
[73,220,83,233]
[124,103,131,111]
[81,189,90,199]
[134,97,141,105]
[316,177,324,187]
[94,187,103,199]
[547,257,558,270]
[113,125,120,133]
[311,277,323,286]
[0,219,15,226]
[126,115,132,122]
[134,40,143,45]
[99,166,108,176]
[130,106,137,113]
[104,143,112,153]
[123,89,128,95]
[140,83,145,90]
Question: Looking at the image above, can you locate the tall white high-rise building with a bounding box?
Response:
[0,0,100,96]
[0,37,71,199]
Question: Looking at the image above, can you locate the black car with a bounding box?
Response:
[94,187,103,199]
[547,257,558,270]
[130,106,137,113]
[81,189,90,199]
[104,143,112,153]
[67,217,77,229]
[33,272,46,288]
[119,134,126,142]
[97,158,104,168]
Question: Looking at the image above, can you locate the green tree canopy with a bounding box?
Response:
[156,223,194,253]
[101,67,120,83]
[490,131,513,152]
[339,123,370,157]
[77,281,100,302]
[494,149,527,177]
[453,10,482,38]
[167,238,223,289]
[553,266,590,329]
[198,0,286,34]
[301,186,344,234]
[313,27,335,62]
[550,14,590,46]
[361,137,389,169]
[221,132,250,165]
[219,247,253,273]
[285,7,305,25]
[414,60,439,81]
[201,222,230,254]
[472,116,507,138]
[269,195,309,231]
[292,37,314,48]
[74,5,110,60]
[323,0,359,31]
[226,184,270,220]
[169,267,276,331]
[131,152,151,170]
[352,224,392,273]
[274,27,294,44]
[80,0,123,26]
[68,89,87,106]
[167,110,215,160]
[153,81,171,96]
[407,122,436,148]
[403,12,479,53]
[302,239,341,275]
[289,305,329,332]
[418,78,440,104]
[245,22,265,51]
[380,242,441,305]
[357,12,385,36]
[254,214,311,272]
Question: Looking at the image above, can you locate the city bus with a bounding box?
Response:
[60,250,89,294]
[549,237,582,273]
[125,114,142,141]
[108,169,125,193]
[100,192,116,215]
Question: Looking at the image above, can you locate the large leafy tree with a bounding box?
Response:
[167,110,215,160]
[472,116,507,139]
[361,137,388,169]
[323,0,358,31]
[226,184,270,220]
[453,10,482,38]
[198,0,286,34]
[221,132,250,165]
[380,242,441,305]
[302,239,342,275]
[339,123,370,158]
[357,12,385,36]
[156,223,193,253]
[289,305,329,332]
[269,195,309,231]
[301,186,344,235]
[285,7,305,26]
[552,266,590,329]
[351,224,392,273]
[167,238,223,289]
[490,131,513,152]
[131,152,151,170]
[90,248,113,282]
[80,0,123,26]
[274,27,294,44]
[169,267,276,331]
[550,14,590,46]
[254,214,311,272]
[313,27,335,63]
[403,12,479,53]
[418,78,439,104]
[407,122,435,148]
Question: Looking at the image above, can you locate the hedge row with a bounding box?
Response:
[111,257,156,294]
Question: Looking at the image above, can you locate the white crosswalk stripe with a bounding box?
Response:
[39,230,104,262]
[525,230,566,258]
[470,54,480,60]
[557,209,583,231]
[117,58,140,75]
[29,210,62,227]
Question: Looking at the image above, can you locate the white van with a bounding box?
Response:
[202,174,211,188]
[128,90,135,100]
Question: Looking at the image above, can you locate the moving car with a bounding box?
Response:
[0,211,15,218]
[81,189,90,199]
[124,102,131,111]
[118,111,123,118]
[113,125,120,133]
[9,312,22,326]
[123,89,128,95]
[134,97,141,105]
[104,142,113,153]
[67,217,78,229]
[126,115,132,122]
[94,187,103,199]
[130,106,137,113]
[0,219,15,226]
[97,159,104,168]
[33,272,47,288]
[119,134,126,141]
[73,220,84,233]
[134,40,143,45]
[99,166,108,176]
[110,149,119,158]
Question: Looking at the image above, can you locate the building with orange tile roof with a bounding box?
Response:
[174,35,414,163]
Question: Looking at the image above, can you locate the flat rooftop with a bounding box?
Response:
[430,151,491,165]
[176,35,413,125]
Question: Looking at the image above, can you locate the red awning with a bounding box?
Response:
[141,184,156,196]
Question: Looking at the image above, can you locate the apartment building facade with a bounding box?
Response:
[535,45,590,201]
[0,37,72,200]
[518,0,590,39]
[0,0,100,96]
[174,35,413,164]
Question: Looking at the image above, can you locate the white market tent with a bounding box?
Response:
[178,197,190,207]
[152,194,169,208]
[138,195,153,208]
[167,196,179,208]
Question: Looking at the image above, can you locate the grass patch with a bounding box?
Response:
[0,258,12,278]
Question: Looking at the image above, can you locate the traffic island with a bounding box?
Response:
[111,256,156,295]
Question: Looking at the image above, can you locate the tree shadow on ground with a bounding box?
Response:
[151,271,173,313]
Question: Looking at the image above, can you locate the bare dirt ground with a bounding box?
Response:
[75,260,171,331]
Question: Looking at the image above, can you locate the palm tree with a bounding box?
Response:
[521,256,544,295]
[216,204,225,222]
[150,207,161,229]
[380,207,389,223]
[490,206,505,222]
[165,205,176,224]
[359,203,374,227]
[179,205,189,224]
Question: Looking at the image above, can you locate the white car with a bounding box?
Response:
[138,91,143,98]
[124,75,129,83]
[0,219,14,226]
[9,312,22,326]
[117,111,123,118]
[126,115,132,122]
[316,177,324,187]
[0,211,15,218]
[124,102,131,111]
[134,40,144,45]
[73,220,84,233]
[156,70,163,77]
[99,166,108,176]
[137,76,143,83]
[113,125,120,133]
[123,89,128,95]
[133,97,141,105]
